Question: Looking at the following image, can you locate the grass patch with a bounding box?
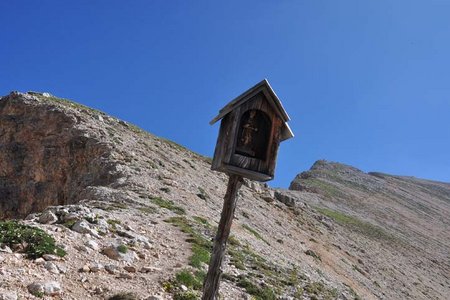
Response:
[237,276,276,300]
[106,202,128,211]
[301,178,347,199]
[107,219,121,231]
[228,243,278,285]
[35,94,104,115]
[242,224,269,244]
[117,244,128,254]
[0,221,66,259]
[164,216,211,299]
[192,216,210,226]
[165,217,211,268]
[316,207,393,240]
[138,206,157,215]
[196,187,209,201]
[151,197,186,215]
[228,235,240,246]
[30,291,44,298]
[173,291,199,300]
[63,219,77,229]
[175,269,204,290]
[85,214,99,224]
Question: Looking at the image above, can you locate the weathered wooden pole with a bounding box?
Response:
[205,79,293,299]
[202,174,243,300]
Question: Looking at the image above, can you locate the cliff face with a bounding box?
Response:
[0,92,448,300]
[0,92,117,219]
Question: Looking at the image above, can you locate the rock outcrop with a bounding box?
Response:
[0,92,118,218]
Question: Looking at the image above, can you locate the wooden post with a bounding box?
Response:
[202,174,243,300]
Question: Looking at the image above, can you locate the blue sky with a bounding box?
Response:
[1,1,449,187]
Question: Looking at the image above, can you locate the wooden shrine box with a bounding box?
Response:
[210,79,294,182]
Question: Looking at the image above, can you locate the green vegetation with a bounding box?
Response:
[160,187,171,193]
[301,178,347,199]
[175,269,204,290]
[63,219,77,229]
[117,244,128,254]
[235,247,273,275]
[165,216,211,268]
[196,187,209,201]
[242,224,269,244]
[138,206,157,215]
[105,202,129,211]
[288,267,305,298]
[192,216,210,226]
[35,94,104,115]
[226,242,283,298]
[151,197,186,215]
[85,214,99,224]
[30,291,44,298]
[165,216,342,300]
[316,207,393,240]
[200,156,213,165]
[0,221,66,258]
[304,282,338,300]
[107,219,122,231]
[305,249,321,261]
[228,235,240,246]
[163,216,212,299]
[237,277,276,300]
[173,291,199,300]
[162,138,188,152]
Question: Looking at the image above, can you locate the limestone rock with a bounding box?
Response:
[44,262,60,274]
[43,254,60,261]
[0,290,17,300]
[0,92,115,219]
[90,263,103,272]
[101,245,135,262]
[274,190,299,207]
[43,281,62,295]
[105,264,119,274]
[85,240,100,251]
[72,220,91,234]
[27,282,44,296]
[38,210,58,224]
[34,258,45,265]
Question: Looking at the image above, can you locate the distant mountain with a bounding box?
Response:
[0,92,448,299]
[287,159,450,299]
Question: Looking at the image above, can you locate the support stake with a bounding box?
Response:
[202,174,243,300]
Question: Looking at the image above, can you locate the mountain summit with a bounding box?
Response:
[0,92,448,299]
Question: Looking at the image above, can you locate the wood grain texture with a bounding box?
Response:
[202,175,243,300]
[211,90,288,181]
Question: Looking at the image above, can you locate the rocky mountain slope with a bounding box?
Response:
[0,92,448,300]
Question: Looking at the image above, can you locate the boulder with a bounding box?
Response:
[38,210,58,224]
[274,191,297,207]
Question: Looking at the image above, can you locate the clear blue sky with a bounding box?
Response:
[1,1,449,187]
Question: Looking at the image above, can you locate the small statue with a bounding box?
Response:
[236,110,259,157]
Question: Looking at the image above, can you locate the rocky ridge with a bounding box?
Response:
[0,92,449,299]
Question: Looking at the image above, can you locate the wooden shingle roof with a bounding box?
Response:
[210,79,294,141]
